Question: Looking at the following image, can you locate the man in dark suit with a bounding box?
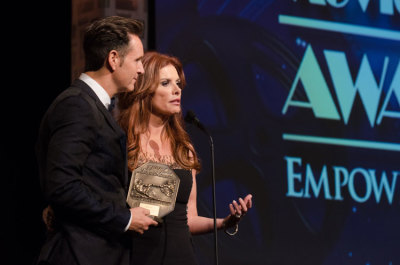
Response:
[35,16,158,265]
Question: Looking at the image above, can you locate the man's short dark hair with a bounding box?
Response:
[83,16,144,71]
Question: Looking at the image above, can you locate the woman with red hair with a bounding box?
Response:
[117,51,252,265]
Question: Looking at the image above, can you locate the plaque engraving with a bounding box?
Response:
[127,162,180,222]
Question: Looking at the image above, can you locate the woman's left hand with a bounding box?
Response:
[223,194,253,229]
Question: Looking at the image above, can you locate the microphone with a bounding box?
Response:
[184,110,218,265]
[184,110,208,134]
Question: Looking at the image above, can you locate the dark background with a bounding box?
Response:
[6,1,71,264]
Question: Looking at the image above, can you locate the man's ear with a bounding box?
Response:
[107,50,120,71]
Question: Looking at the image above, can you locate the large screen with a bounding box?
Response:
[155,1,400,264]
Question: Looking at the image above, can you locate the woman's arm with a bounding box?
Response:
[186,169,252,235]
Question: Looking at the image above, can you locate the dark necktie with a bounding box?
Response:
[108,97,115,112]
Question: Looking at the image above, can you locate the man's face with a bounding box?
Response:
[115,34,144,92]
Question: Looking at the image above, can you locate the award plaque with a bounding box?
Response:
[127,162,180,222]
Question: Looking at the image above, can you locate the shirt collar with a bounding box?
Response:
[79,73,111,109]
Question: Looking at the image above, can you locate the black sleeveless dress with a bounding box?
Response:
[130,165,198,265]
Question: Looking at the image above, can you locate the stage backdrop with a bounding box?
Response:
[154,1,400,264]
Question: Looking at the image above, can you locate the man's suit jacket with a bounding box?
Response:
[36,79,131,265]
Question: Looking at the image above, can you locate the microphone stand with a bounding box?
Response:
[199,127,218,265]
[185,111,218,265]
[207,130,218,265]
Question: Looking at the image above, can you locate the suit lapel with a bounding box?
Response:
[94,99,128,189]
[72,80,128,188]
[73,80,124,135]
[94,98,128,180]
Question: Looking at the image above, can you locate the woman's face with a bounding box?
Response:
[151,64,182,116]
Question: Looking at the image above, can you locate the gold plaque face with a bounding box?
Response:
[127,162,180,220]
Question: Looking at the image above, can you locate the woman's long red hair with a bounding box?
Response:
[117,51,201,172]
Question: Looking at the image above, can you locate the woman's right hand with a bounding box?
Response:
[42,205,56,232]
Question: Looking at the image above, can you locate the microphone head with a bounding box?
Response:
[184,110,210,136]
[184,110,197,124]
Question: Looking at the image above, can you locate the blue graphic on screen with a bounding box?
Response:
[155,1,400,264]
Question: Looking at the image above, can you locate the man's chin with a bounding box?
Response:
[120,86,135,93]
